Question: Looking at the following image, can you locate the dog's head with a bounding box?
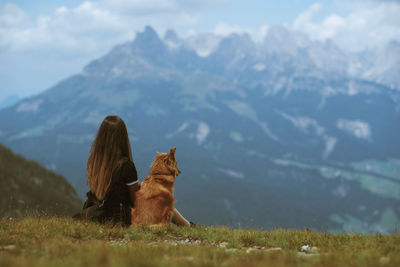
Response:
[149,147,181,177]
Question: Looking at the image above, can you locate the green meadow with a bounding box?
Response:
[0,217,399,266]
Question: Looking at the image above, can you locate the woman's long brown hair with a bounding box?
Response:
[87,115,133,200]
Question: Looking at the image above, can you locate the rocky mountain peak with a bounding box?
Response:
[212,33,255,60]
[164,29,179,42]
[263,25,299,56]
[133,25,165,51]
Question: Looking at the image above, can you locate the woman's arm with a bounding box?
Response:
[122,159,139,205]
[128,183,140,205]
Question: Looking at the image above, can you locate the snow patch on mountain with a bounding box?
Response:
[166,122,189,139]
[185,33,222,57]
[218,168,244,179]
[111,66,123,77]
[16,99,43,112]
[247,150,266,158]
[230,131,243,142]
[337,119,371,140]
[260,122,279,141]
[84,111,108,125]
[223,198,238,219]
[278,111,337,158]
[196,122,209,145]
[323,136,337,159]
[224,198,238,219]
[145,104,167,116]
[8,126,46,141]
[57,134,94,144]
[226,101,257,121]
[278,112,324,135]
[332,184,349,198]
[167,121,209,144]
[265,77,292,96]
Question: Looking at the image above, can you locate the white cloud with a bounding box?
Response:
[101,0,230,15]
[0,1,231,56]
[0,3,26,26]
[293,1,400,51]
[212,22,269,42]
[0,2,132,55]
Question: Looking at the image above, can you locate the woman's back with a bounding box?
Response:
[102,159,138,226]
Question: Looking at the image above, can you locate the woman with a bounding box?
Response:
[83,115,190,227]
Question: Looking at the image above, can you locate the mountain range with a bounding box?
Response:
[0,25,399,232]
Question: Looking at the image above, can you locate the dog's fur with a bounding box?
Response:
[131,147,181,226]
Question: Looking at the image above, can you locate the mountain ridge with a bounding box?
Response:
[0,143,82,217]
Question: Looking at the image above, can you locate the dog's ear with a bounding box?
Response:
[168,147,176,161]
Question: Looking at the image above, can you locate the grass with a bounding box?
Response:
[0,217,399,266]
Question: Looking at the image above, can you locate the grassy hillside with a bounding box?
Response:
[0,143,82,217]
[0,217,399,266]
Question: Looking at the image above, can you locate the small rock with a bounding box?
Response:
[0,245,16,251]
[246,248,258,253]
[218,242,229,248]
[226,248,238,253]
[265,247,282,252]
[380,256,390,265]
[311,246,319,253]
[301,245,310,252]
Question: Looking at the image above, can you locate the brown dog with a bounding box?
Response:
[131,147,181,226]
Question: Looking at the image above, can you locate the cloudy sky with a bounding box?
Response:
[1,0,400,102]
